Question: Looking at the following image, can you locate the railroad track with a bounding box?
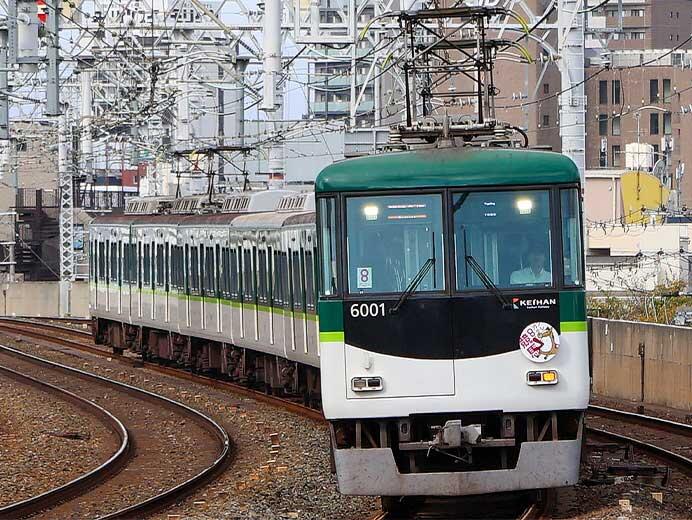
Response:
[0,317,324,422]
[0,363,130,519]
[366,489,553,519]
[3,318,689,517]
[586,404,692,475]
[0,342,230,520]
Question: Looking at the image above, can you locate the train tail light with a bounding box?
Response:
[526,370,558,386]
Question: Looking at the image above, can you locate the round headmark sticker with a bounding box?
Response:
[519,322,560,363]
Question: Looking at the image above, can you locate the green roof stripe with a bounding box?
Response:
[316,148,579,193]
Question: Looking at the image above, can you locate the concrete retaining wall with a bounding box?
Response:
[589,317,692,412]
[0,281,90,318]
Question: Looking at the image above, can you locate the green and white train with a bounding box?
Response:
[91,147,589,503]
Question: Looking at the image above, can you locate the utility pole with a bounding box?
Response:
[0,29,8,141]
[45,0,60,116]
[261,0,284,181]
[557,0,586,184]
[45,0,73,315]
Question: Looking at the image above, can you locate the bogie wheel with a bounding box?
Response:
[381,496,406,515]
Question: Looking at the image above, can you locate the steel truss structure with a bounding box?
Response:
[0,0,593,314]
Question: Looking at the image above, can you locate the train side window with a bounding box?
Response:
[156,244,164,287]
[230,247,239,299]
[110,242,118,283]
[174,246,182,290]
[200,247,205,295]
[204,246,215,297]
[561,189,584,287]
[292,250,304,311]
[184,244,190,294]
[258,248,267,303]
[317,197,340,296]
[165,244,170,291]
[273,250,283,305]
[305,249,315,311]
[215,245,221,298]
[267,246,274,306]
[98,241,105,281]
[280,252,289,308]
[252,246,258,302]
[243,247,253,302]
[190,246,200,295]
[90,241,94,280]
[123,243,129,284]
[137,243,142,288]
[143,243,151,287]
[219,247,228,297]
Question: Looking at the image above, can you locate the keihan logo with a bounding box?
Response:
[513,297,557,310]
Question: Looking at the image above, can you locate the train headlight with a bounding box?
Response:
[363,205,379,220]
[352,376,383,392]
[516,198,533,215]
[526,370,558,386]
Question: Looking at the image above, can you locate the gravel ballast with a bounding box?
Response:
[0,373,116,507]
[0,335,377,520]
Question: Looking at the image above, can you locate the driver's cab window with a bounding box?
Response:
[454,190,553,290]
[346,194,445,294]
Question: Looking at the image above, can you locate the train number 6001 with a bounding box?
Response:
[349,303,385,318]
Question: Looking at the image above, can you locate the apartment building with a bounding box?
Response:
[584,50,692,206]
[587,0,692,50]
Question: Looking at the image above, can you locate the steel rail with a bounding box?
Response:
[586,404,692,474]
[585,426,692,475]
[0,317,92,337]
[0,364,131,520]
[0,344,232,519]
[587,404,692,438]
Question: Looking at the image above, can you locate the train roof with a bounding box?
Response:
[315,148,580,193]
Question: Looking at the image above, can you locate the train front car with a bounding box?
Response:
[315,148,588,499]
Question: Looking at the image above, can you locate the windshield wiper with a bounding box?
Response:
[464,255,512,310]
[390,256,436,314]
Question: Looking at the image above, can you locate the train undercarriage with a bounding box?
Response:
[93,318,322,407]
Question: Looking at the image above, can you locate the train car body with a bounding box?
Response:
[90,147,588,503]
[314,148,588,498]
[90,191,323,399]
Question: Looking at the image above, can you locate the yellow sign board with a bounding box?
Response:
[620,171,669,224]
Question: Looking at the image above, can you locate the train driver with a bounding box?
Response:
[510,250,551,286]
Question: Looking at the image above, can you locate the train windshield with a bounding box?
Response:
[345,194,445,294]
[453,190,553,290]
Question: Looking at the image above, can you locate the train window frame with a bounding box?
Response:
[137,242,142,289]
[451,188,555,292]
[242,247,253,302]
[110,241,118,284]
[203,245,216,298]
[560,188,585,288]
[143,243,152,288]
[98,241,105,282]
[267,246,274,307]
[156,243,165,288]
[317,196,341,298]
[190,245,200,295]
[123,242,129,285]
[343,191,446,297]
[230,246,240,300]
[258,245,268,304]
[305,247,316,312]
[165,244,170,292]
